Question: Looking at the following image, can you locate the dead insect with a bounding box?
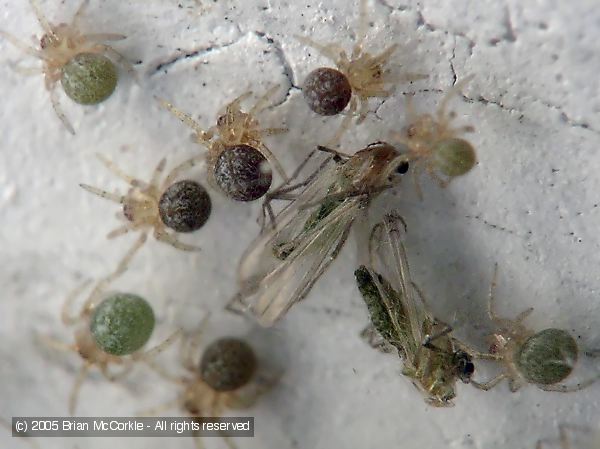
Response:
[355,212,497,406]
[229,142,410,326]
[0,0,135,134]
[80,153,211,252]
[469,265,600,394]
[158,86,288,201]
[143,322,276,449]
[41,235,180,414]
[390,76,476,195]
[297,0,425,144]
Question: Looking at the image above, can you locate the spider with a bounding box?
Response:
[158,86,289,202]
[469,265,600,394]
[42,235,180,414]
[390,76,477,196]
[0,0,135,134]
[143,321,277,449]
[80,153,212,252]
[297,0,425,145]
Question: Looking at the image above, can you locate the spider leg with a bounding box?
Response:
[71,0,90,29]
[100,361,134,381]
[257,142,289,182]
[487,263,502,323]
[351,0,370,58]
[95,152,141,186]
[294,35,346,65]
[61,279,93,325]
[368,43,399,66]
[94,44,136,78]
[157,97,210,140]
[79,184,125,203]
[69,362,92,415]
[437,74,474,123]
[228,91,253,110]
[0,31,45,58]
[326,95,356,147]
[259,127,288,136]
[83,233,147,311]
[355,95,371,124]
[49,86,76,134]
[249,85,279,115]
[139,329,182,360]
[154,228,201,252]
[37,335,77,353]
[82,33,126,42]
[106,224,134,239]
[163,154,206,187]
[29,0,55,38]
[149,157,167,188]
[10,63,43,76]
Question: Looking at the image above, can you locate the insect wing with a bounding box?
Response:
[366,214,429,358]
[237,162,360,326]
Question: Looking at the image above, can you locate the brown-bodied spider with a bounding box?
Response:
[390,76,477,196]
[158,86,289,202]
[80,153,212,252]
[41,235,180,414]
[0,0,135,134]
[296,0,425,145]
[469,265,600,394]
[143,320,277,449]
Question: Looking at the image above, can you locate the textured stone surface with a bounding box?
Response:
[1,0,599,448]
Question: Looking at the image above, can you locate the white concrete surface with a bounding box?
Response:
[1,0,599,448]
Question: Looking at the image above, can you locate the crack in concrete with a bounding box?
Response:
[449,38,458,86]
[537,99,600,135]
[148,35,244,76]
[253,30,300,107]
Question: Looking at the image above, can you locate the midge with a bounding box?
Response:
[354,213,499,406]
[390,76,477,196]
[80,153,211,252]
[143,322,276,449]
[0,0,135,134]
[297,0,424,144]
[230,141,410,326]
[158,86,288,202]
[42,235,180,414]
[468,265,600,394]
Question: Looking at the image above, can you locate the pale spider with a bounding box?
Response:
[297,0,425,144]
[143,321,277,449]
[469,265,600,394]
[42,235,180,414]
[158,86,289,202]
[390,76,477,196]
[0,0,135,134]
[80,153,211,252]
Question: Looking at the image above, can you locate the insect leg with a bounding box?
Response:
[470,372,508,391]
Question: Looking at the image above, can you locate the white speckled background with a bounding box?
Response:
[1,0,599,448]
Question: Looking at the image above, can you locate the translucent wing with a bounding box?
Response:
[236,159,363,326]
[358,213,430,360]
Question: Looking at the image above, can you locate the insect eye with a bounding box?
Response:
[396,160,409,174]
[463,361,475,375]
[217,115,227,126]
